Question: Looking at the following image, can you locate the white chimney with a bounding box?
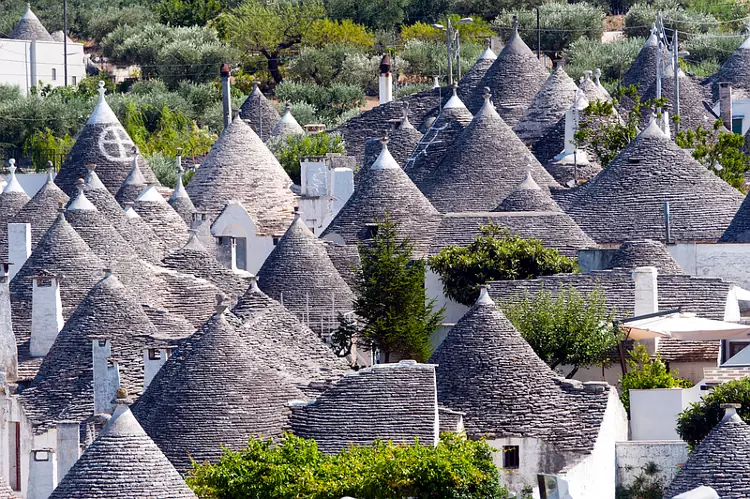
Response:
[92,339,120,415]
[632,266,659,316]
[143,347,171,389]
[55,421,80,481]
[0,263,18,381]
[30,271,64,357]
[8,222,31,280]
[26,449,57,499]
[721,403,741,421]
[378,55,393,105]
[661,110,671,139]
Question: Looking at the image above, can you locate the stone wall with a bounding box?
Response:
[615,440,689,489]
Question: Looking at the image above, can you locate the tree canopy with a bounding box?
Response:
[187,433,514,499]
[428,224,579,306]
[501,285,620,378]
[350,216,444,363]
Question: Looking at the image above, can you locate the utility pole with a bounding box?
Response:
[63,0,68,86]
[655,14,663,116]
[673,29,680,135]
[455,31,462,81]
[536,8,541,60]
[432,17,473,87]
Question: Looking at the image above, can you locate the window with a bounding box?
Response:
[732,117,744,135]
[71,76,77,85]
[272,237,280,246]
[51,68,56,81]
[503,445,520,469]
[235,237,247,271]
[9,422,20,491]
[365,223,379,239]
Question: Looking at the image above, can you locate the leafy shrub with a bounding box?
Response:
[187,433,512,499]
[619,345,692,414]
[0,85,21,103]
[683,58,720,78]
[281,102,320,127]
[625,3,718,39]
[502,285,620,378]
[615,462,664,499]
[494,2,605,56]
[683,32,744,65]
[302,19,375,49]
[267,132,345,184]
[401,17,495,44]
[155,0,229,27]
[428,224,579,306]
[147,152,179,188]
[287,45,363,87]
[275,81,364,121]
[675,121,750,190]
[325,0,411,31]
[677,376,750,449]
[564,36,644,83]
[22,128,74,171]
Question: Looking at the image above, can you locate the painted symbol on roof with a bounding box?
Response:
[98,126,135,162]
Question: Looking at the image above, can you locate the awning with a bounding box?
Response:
[620,312,750,341]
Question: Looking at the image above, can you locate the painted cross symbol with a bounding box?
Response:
[98,126,135,162]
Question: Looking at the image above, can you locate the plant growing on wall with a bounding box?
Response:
[428,224,579,306]
[501,285,621,378]
[619,345,692,415]
[187,432,512,498]
[677,376,750,449]
[615,462,664,499]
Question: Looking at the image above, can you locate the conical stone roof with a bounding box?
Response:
[9,214,105,370]
[664,405,750,499]
[457,42,497,101]
[10,4,53,41]
[257,215,354,328]
[709,33,750,96]
[322,139,443,258]
[239,83,281,141]
[185,116,295,235]
[621,28,662,90]
[579,71,611,103]
[161,233,252,300]
[606,240,684,274]
[49,397,197,499]
[132,310,304,473]
[428,288,611,453]
[404,86,473,186]
[468,24,549,125]
[9,171,69,251]
[84,169,167,263]
[514,65,579,150]
[56,83,158,196]
[20,273,162,429]
[168,167,196,225]
[495,172,562,212]
[363,114,423,170]
[133,186,189,251]
[0,162,30,261]
[554,119,743,244]
[114,156,148,208]
[271,105,305,139]
[721,187,750,242]
[420,89,558,213]
[233,281,351,394]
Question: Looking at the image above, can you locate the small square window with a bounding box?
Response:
[503,445,520,469]
[71,76,77,85]
[273,237,280,246]
[51,68,56,81]
[732,117,744,135]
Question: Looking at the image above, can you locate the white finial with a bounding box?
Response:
[68,179,97,211]
[721,403,742,422]
[476,286,494,305]
[87,81,118,125]
[97,81,106,99]
[3,159,26,194]
[443,84,467,110]
[370,136,400,171]
[517,171,541,190]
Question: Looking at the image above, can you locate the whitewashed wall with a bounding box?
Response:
[668,243,750,294]
[0,39,85,96]
[615,441,689,489]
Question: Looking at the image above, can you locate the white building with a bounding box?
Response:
[0,4,86,95]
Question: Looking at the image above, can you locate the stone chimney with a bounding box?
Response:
[143,347,171,389]
[719,82,733,132]
[30,270,64,357]
[0,263,18,381]
[55,421,80,481]
[92,339,120,415]
[379,55,393,105]
[8,222,31,280]
[220,63,232,130]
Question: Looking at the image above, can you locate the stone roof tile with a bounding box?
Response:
[239,83,281,141]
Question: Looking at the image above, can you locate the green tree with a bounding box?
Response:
[156,0,238,26]
[675,119,750,190]
[575,85,665,167]
[428,224,579,306]
[677,376,750,449]
[217,0,326,84]
[187,433,511,499]
[326,0,411,31]
[267,132,346,184]
[353,216,444,363]
[302,18,375,48]
[501,285,620,378]
[620,345,691,414]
